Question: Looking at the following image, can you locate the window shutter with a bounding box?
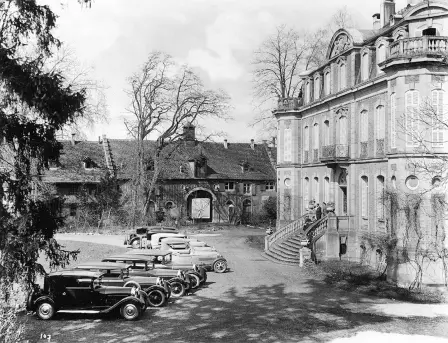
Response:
[251,184,256,196]
[260,183,266,192]
[219,183,225,192]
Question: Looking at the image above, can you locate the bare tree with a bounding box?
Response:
[124,51,231,224]
[250,8,354,139]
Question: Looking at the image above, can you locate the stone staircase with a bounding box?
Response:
[264,231,307,264]
[263,215,329,265]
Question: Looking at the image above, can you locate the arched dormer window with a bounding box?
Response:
[336,57,346,91]
[362,51,370,81]
[314,74,321,101]
[375,37,389,75]
[393,26,407,41]
[324,68,331,96]
[306,79,312,104]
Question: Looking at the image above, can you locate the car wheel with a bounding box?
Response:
[168,281,185,297]
[36,301,55,320]
[146,289,166,307]
[213,259,227,273]
[120,303,140,321]
[130,238,141,249]
[189,273,201,289]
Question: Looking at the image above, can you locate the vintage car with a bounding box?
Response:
[101,255,193,296]
[124,226,178,249]
[73,262,170,306]
[160,238,217,254]
[170,249,228,273]
[150,232,187,250]
[26,270,146,321]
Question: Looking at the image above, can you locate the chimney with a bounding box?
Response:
[373,13,381,30]
[223,139,228,149]
[381,0,395,27]
[183,122,195,141]
[250,139,255,150]
[71,133,75,146]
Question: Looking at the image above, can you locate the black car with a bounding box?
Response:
[124,226,178,249]
[26,270,146,321]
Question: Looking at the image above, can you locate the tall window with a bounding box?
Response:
[243,183,251,194]
[324,177,330,202]
[284,127,292,161]
[338,115,347,144]
[314,177,319,203]
[405,90,420,146]
[360,110,369,142]
[304,126,309,151]
[377,44,386,73]
[432,90,445,147]
[376,105,385,139]
[376,176,385,221]
[361,176,369,218]
[304,177,310,208]
[391,93,397,148]
[314,76,320,100]
[323,120,330,145]
[362,52,369,81]
[306,81,312,103]
[313,123,319,149]
[339,62,346,90]
[325,71,331,96]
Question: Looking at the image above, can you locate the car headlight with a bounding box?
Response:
[156,277,161,285]
[193,264,198,272]
[131,286,137,296]
[177,270,181,278]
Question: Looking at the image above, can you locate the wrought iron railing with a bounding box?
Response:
[265,214,308,251]
[304,216,328,245]
[388,36,448,58]
[321,144,350,161]
[376,138,385,156]
[360,142,368,158]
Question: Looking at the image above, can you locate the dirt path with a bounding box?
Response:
[22,230,448,343]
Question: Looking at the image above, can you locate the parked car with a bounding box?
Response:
[160,238,216,254]
[73,262,170,306]
[101,255,192,296]
[124,226,178,249]
[26,270,146,320]
[150,232,187,249]
[124,250,207,284]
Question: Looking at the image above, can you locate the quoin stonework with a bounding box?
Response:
[273,0,448,286]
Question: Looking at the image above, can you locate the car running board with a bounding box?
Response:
[58,310,101,314]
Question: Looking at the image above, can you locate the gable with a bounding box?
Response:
[329,33,353,58]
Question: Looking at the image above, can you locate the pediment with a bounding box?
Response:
[329,33,353,58]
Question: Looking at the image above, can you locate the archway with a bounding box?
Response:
[242,199,252,224]
[187,189,214,223]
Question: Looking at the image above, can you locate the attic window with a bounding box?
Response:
[179,165,185,173]
[145,158,154,171]
[48,158,59,170]
[83,158,95,170]
[422,28,436,36]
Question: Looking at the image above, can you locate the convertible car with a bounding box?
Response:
[124,226,178,249]
[26,270,146,320]
[160,237,217,254]
[73,262,170,306]
[101,255,193,296]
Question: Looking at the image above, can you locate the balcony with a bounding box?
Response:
[387,36,448,63]
[276,98,303,111]
[321,144,350,163]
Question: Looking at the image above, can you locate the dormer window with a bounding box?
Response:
[179,165,185,173]
[314,74,321,101]
[145,158,154,171]
[324,69,331,96]
[240,160,250,173]
[306,79,312,104]
[422,28,436,36]
[336,58,346,91]
[48,158,59,170]
[362,51,370,81]
[195,156,207,178]
[83,158,95,170]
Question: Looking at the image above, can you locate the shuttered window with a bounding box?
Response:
[314,76,320,100]
[304,126,309,151]
[405,90,419,147]
[391,93,397,148]
[339,115,347,144]
[376,105,385,139]
[361,176,369,218]
[325,71,331,95]
[360,110,369,142]
[432,90,445,147]
[362,52,369,81]
[304,178,309,208]
[313,123,319,149]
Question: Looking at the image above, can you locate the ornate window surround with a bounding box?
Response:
[392,26,408,40]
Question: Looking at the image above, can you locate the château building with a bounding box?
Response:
[271,0,448,285]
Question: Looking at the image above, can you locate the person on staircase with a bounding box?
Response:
[315,203,322,221]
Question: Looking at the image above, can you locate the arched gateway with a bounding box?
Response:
[185,188,216,223]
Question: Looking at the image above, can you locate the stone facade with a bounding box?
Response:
[275,0,448,285]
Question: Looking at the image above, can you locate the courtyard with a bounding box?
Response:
[21,227,448,343]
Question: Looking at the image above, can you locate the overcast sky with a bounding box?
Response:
[42,0,408,143]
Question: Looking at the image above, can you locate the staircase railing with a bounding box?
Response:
[265,214,308,251]
[305,216,328,244]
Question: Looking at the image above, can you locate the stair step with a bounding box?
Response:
[278,242,302,254]
[271,245,300,258]
[263,251,301,265]
[265,248,301,263]
[261,252,300,265]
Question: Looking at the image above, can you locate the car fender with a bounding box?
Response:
[100,296,144,314]
[143,285,167,294]
[32,296,56,310]
[167,277,188,287]
[129,237,141,246]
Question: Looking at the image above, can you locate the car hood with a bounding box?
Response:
[95,286,135,295]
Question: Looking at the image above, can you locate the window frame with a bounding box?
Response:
[243,183,251,195]
[224,182,235,191]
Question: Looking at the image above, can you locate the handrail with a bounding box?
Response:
[305,216,328,248]
[265,214,308,251]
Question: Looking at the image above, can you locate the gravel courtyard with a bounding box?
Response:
[22,228,448,343]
